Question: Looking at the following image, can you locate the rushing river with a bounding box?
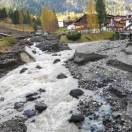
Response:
[0,43,79,132]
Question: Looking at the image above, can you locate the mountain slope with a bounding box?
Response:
[0,0,88,13]
[0,0,131,14]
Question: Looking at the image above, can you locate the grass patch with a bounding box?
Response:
[0,21,34,32]
[60,32,115,43]
[0,36,16,51]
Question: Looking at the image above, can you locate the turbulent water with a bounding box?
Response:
[0,43,79,132]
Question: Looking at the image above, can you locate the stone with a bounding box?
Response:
[35,102,47,113]
[38,88,46,93]
[20,68,28,74]
[69,114,85,123]
[70,89,84,99]
[23,109,36,118]
[53,59,60,64]
[26,92,39,102]
[74,52,107,65]
[14,102,25,111]
[57,73,67,79]
[36,65,42,69]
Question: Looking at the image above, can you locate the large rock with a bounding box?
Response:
[0,52,24,78]
[35,102,47,113]
[69,114,85,123]
[70,89,84,99]
[57,73,67,79]
[74,52,107,65]
[0,117,27,132]
[0,52,22,69]
[23,109,36,118]
[14,102,25,111]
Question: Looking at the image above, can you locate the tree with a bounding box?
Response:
[0,8,7,19]
[19,10,24,31]
[40,7,58,32]
[87,0,98,32]
[96,0,106,32]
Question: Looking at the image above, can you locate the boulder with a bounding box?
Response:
[23,109,36,118]
[53,59,60,64]
[57,73,67,79]
[74,52,107,65]
[36,65,42,69]
[14,102,25,111]
[70,89,84,99]
[35,102,47,113]
[69,114,85,123]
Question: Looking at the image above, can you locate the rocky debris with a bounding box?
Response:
[0,117,27,132]
[26,92,40,102]
[20,68,28,74]
[107,59,132,72]
[78,99,102,116]
[0,52,23,69]
[35,102,47,113]
[30,36,44,43]
[36,65,42,69]
[0,52,24,78]
[70,89,84,99]
[57,73,67,79]
[35,34,70,52]
[14,102,25,112]
[69,114,85,123]
[73,52,107,65]
[53,59,60,64]
[23,109,36,118]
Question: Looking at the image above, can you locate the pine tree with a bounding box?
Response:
[87,0,98,32]
[96,0,106,32]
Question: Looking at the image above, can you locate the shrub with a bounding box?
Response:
[67,31,81,41]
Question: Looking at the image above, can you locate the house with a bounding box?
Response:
[106,15,126,31]
[64,14,88,32]
[74,14,88,32]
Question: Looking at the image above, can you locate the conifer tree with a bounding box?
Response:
[96,0,106,32]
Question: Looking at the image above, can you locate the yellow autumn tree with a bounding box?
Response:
[87,0,99,31]
[41,7,58,32]
[19,10,24,31]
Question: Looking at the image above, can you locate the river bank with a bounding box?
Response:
[0,32,132,132]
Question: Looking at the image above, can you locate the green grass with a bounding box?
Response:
[0,36,16,50]
[60,32,115,43]
[0,21,34,32]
